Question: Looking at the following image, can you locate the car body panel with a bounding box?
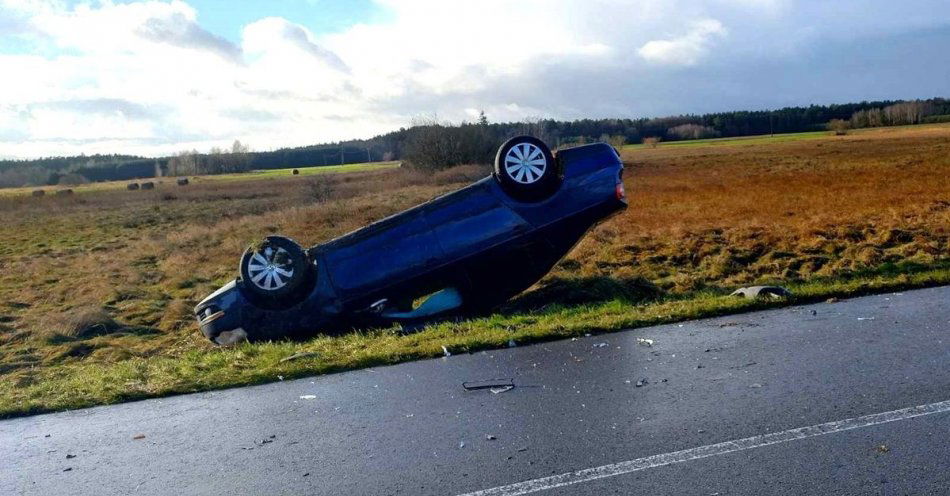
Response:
[195,141,626,342]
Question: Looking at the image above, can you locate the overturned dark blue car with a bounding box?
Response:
[195,136,627,345]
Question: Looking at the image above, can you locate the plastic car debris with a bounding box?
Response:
[280,351,319,363]
[730,286,792,299]
[462,378,515,391]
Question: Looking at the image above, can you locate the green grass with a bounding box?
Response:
[0,161,400,197]
[624,131,831,149]
[199,161,401,182]
[622,122,950,150]
[2,262,947,418]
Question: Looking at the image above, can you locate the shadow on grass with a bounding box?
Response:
[500,276,665,314]
[44,321,162,345]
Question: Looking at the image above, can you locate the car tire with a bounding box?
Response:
[239,236,312,301]
[493,135,560,201]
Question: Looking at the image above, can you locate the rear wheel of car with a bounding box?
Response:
[239,236,312,301]
[494,136,560,201]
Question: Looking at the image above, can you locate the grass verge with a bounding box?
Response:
[2,263,946,419]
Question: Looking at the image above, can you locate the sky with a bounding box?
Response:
[0,0,948,159]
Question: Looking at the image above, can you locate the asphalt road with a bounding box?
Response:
[3,286,949,495]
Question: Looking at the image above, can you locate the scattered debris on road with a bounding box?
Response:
[441,345,452,357]
[750,383,763,388]
[63,467,72,472]
[826,297,839,303]
[486,435,497,441]
[730,286,791,299]
[462,378,514,391]
[280,352,319,363]
[637,338,654,347]
[718,321,761,328]
[636,378,648,387]
[299,395,317,400]
[132,434,146,440]
[256,435,276,446]
[65,454,76,459]
[459,441,465,449]
[857,317,876,321]
[876,444,890,454]
[593,342,608,348]
[491,386,514,394]
[730,361,757,370]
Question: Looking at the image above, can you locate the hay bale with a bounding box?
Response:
[127,183,140,190]
[141,182,155,190]
[176,177,189,186]
[31,190,45,197]
[292,169,300,175]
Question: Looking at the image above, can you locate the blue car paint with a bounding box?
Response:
[195,142,626,342]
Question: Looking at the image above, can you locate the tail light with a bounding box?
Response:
[615,170,626,200]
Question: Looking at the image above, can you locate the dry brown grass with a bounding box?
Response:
[0,125,947,386]
[0,164,487,373]
[549,124,950,293]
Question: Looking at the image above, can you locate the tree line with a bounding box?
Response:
[1,97,947,186]
[848,100,947,129]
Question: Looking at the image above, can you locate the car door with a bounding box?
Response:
[425,180,532,263]
[323,207,442,302]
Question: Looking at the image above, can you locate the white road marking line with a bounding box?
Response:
[457,399,950,496]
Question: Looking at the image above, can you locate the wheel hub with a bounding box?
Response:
[504,143,546,184]
[246,246,295,291]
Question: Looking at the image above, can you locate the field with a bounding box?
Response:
[1,125,948,417]
[0,161,400,198]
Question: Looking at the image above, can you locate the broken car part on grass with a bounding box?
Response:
[195,136,627,344]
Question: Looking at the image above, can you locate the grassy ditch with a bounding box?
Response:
[2,262,947,418]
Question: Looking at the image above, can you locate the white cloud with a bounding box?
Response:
[243,17,349,73]
[638,19,727,66]
[0,0,948,158]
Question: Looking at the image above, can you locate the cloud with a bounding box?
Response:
[243,17,349,73]
[0,0,949,158]
[137,11,241,62]
[638,19,727,66]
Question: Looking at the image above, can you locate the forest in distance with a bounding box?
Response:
[1,97,947,188]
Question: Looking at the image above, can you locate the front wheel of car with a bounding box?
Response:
[494,136,561,201]
[239,235,312,301]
